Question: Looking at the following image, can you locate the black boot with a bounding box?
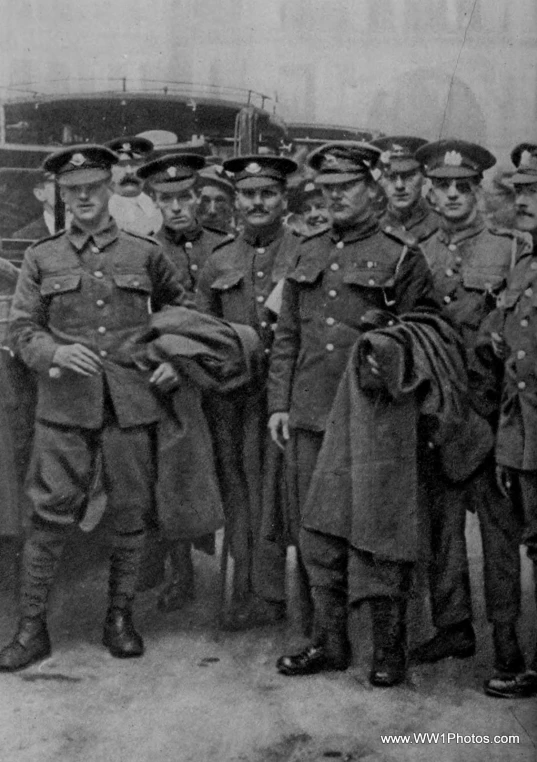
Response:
[102,607,144,658]
[276,588,351,676]
[157,540,195,613]
[104,534,144,658]
[409,620,476,664]
[370,598,407,687]
[0,616,51,672]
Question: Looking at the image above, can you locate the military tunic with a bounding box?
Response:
[156,223,230,295]
[268,215,439,603]
[9,219,191,529]
[379,200,439,245]
[494,250,537,566]
[420,213,525,627]
[197,223,299,604]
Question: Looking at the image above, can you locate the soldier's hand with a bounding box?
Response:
[52,344,102,376]
[268,412,290,451]
[150,362,179,393]
[495,464,513,499]
[490,332,508,360]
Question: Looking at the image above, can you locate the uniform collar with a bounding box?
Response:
[67,216,119,251]
[242,219,284,247]
[383,199,430,231]
[163,221,203,245]
[437,211,486,245]
[329,214,378,244]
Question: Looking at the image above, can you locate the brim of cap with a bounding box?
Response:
[198,176,234,194]
[315,171,369,185]
[235,176,285,189]
[427,167,481,179]
[382,158,422,173]
[57,168,112,187]
[149,177,197,193]
[511,171,537,185]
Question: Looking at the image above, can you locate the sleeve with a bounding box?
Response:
[393,245,442,315]
[148,247,195,312]
[267,275,301,415]
[8,250,59,373]
[196,256,222,317]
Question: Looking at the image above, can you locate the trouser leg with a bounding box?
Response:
[102,422,153,610]
[300,527,349,653]
[476,461,522,624]
[514,471,537,671]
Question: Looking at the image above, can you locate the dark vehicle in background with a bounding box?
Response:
[286,122,384,152]
[0,78,288,250]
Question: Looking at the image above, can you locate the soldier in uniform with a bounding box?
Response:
[410,140,526,682]
[0,145,191,672]
[197,163,236,235]
[106,136,162,236]
[197,154,299,631]
[372,135,439,244]
[134,152,231,613]
[138,153,231,296]
[268,142,439,684]
[482,142,537,699]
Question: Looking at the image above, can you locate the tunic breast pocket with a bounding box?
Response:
[210,270,246,322]
[41,273,82,327]
[342,267,395,314]
[113,272,152,320]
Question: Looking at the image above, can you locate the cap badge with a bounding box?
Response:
[304,182,316,193]
[380,150,392,165]
[444,151,463,167]
[323,153,340,169]
[167,166,178,178]
[122,143,131,153]
[519,150,537,169]
[69,153,86,167]
[246,162,262,174]
[391,143,405,156]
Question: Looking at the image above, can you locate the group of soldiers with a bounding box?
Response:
[0,130,536,703]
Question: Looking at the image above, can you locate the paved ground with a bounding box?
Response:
[0,514,535,762]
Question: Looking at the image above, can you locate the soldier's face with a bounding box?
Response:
[321,178,376,228]
[235,182,286,229]
[198,185,233,230]
[514,183,537,233]
[430,178,479,223]
[302,195,330,232]
[380,169,423,213]
[111,160,143,197]
[60,179,111,228]
[155,189,198,232]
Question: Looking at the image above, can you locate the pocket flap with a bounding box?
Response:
[343,268,393,288]
[462,270,504,292]
[210,270,244,291]
[288,264,324,285]
[113,272,152,293]
[41,273,81,296]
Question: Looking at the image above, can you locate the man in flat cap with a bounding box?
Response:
[197,154,300,631]
[134,152,230,613]
[106,136,162,237]
[12,170,72,240]
[0,144,192,671]
[373,136,439,244]
[410,139,526,687]
[269,141,442,685]
[197,163,236,235]
[479,141,537,698]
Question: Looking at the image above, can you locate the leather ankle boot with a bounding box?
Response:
[102,607,144,658]
[370,598,406,687]
[0,616,51,672]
